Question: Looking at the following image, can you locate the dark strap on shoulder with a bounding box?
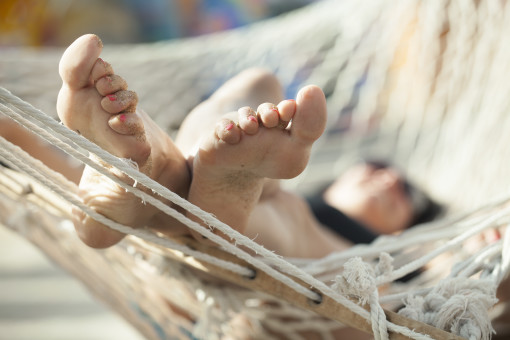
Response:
[306,191,422,281]
[306,192,378,244]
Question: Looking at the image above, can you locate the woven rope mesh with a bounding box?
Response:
[2,0,510,338]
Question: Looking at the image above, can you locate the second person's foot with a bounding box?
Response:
[188,86,327,243]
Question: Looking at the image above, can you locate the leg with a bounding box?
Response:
[0,115,83,184]
[57,34,191,248]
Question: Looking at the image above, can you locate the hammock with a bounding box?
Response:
[1,0,510,339]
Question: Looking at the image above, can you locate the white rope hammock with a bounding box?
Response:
[2,0,510,339]
[0,80,507,340]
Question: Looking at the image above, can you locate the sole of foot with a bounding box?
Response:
[187,85,327,240]
[57,34,190,248]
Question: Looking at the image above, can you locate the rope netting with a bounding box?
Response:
[2,0,510,339]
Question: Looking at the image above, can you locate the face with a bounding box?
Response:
[327,163,414,234]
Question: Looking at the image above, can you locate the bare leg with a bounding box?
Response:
[0,115,83,183]
[57,34,190,248]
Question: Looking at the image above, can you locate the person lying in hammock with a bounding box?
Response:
[6,34,510,336]
[0,33,439,256]
[44,33,446,256]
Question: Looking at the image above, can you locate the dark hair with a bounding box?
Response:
[404,181,443,227]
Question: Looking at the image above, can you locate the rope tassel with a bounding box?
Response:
[399,278,498,340]
[333,256,389,340]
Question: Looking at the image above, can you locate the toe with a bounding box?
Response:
[101,90,138,113]
[96,75,128,96]
[257,103,280,128]
[59,34,103,90]
[237,106,259,135]
[90,58,114,84]
[276,100,296,125]
[290,85,327,143]
[108,112,145,136]
[216,118,241,144]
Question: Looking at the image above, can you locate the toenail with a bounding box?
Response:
[247,115,257,123]
[119,114,126,122]
[271,106,279,114]
[107,94,117,101]
[225,123,235,131]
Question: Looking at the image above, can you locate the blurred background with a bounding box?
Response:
[0,0,319,47]
[0,1,319,339]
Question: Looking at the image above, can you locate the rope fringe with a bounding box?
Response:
[400,278,497,340]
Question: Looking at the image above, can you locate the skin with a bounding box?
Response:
[0,115,84,184]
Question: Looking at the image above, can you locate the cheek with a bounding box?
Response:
[392,197,414,229]
[358,196,395,233]
[365,195,413,234]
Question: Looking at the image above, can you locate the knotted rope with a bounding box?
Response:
[333,256,389,340]
[399,278,497,340]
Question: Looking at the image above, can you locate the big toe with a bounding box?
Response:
[59,34,103,90]
[291,85,327,143]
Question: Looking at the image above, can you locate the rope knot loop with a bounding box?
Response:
[333,256,391,340]
[334,257,376,305]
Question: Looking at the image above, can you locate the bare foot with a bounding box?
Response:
[57,34,190,248]
[187,86,327,243]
